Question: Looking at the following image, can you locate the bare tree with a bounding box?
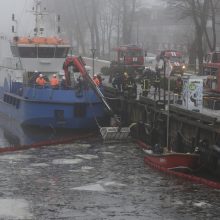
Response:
[166,0,220,72]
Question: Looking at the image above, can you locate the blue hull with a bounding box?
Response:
[0,84,107,129]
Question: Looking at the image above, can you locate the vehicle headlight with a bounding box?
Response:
[182,65,186,69]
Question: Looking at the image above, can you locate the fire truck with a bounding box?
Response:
[201,51,220,109]
[202,51,220,92]
[109,44,145,82]
[157,50,186,75]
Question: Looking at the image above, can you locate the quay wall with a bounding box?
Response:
[103,85,220,176]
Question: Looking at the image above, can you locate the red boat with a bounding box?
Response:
[144,151,200,171]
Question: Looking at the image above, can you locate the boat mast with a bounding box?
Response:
[165,60,172,150]
[33,0,47,37]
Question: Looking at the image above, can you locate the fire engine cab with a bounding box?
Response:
[157,50,186,75]
[202,51,220,92]
[109,44,145,82]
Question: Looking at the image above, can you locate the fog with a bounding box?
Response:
[0,0,33,36]
[0,0,163,37]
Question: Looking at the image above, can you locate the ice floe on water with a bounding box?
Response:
[19,168,40,175]
[0,198,32,219]
[76,154,98,160]
[0,154,32,161]
[73,143,92,148]
[52,158,83,165]
[193,201,211,207]
[72,180,126,192]
[81,166,94,170]
[30,163,49,167]
[102,151,114,155]
[102,181,127,187]
[72,183,106,192]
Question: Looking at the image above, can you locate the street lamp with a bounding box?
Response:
[90,48,96,76]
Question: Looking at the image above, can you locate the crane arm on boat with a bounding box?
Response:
[63,55,131,141]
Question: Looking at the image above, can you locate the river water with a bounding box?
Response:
[0,125,219,220]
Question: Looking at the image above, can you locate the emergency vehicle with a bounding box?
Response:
[157,50,186,75]
[202,51,220,92]
[109,44,145,82]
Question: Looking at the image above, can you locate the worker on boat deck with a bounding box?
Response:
[93,74,100,86]
[50,74,59,88]
[36,73,46,87]
[97,73,104,86]
[61,76,68,89]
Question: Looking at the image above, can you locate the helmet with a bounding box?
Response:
[62,76,66,80]
[53,74,56,77]
[94,74,97,77]
[39,74,43,77]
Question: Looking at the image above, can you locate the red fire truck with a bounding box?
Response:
[109,44,145,82]
[157,50,186,75]
[202,51,220,92]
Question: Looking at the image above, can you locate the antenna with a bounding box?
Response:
[31,0,48,37]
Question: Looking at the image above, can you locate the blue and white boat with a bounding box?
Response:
[0,0,106,130]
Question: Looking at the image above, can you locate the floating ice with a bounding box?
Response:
[52,159,83,165]
[102,152,114,155]
[81,166,94,170]
[102,181,126,187]
[193,201,211,207]
[76,154,98,160]
[0,154,32,161]
[72,183,105,192]
[30,163,49,167]
[0,198,32,219]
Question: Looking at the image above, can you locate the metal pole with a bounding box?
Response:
[163,59,166,106]
[91,48,96,77]
[166,75,170,149]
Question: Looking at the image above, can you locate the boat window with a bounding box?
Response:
[18,47,37,58]
[38,47,55,58]
[55,47,69,58]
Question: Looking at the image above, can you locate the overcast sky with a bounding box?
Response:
[0,0,163,37]
[0,0,33,36]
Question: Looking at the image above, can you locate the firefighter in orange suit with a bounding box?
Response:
[50,74,59,88]
[36,73,46,86]
[93,74,100,86]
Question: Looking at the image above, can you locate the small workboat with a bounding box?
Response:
[144,149,200,171]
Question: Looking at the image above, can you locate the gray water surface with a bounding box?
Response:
[0,138,219,220]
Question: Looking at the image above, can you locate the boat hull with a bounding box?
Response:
[144,152,200,170]
[0,86,108,129]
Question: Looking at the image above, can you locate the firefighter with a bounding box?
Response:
[93,74,100,86]
[174,76,183,97]
[112,72,123,91]
[61,76,68,89]
[141,78,150,96]
[153,68,160,93]
[36,73,46,86]
[50,74,59,88]
[123,73,137,98]
[96,73,104,86]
